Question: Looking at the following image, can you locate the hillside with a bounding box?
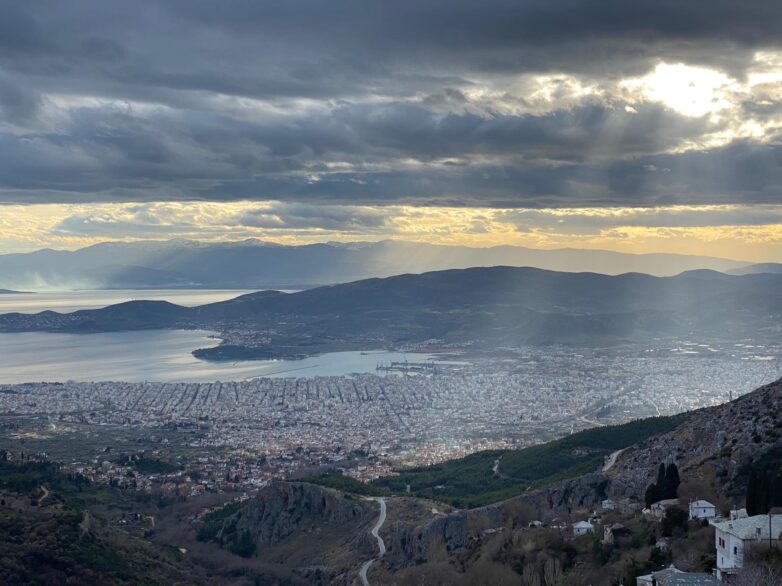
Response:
[728,262,782,275]
[0,239,749,290]
[2,266,782,358]
[2,379,779,585]
[606,377,782,503]
[217,378,782,585]
[197,481,377,583]
[0,455,204,585]
[372,378,782,583]
[371,414,690,508]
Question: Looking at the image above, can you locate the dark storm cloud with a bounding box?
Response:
[0,101,722,203]
[1,0,782,207]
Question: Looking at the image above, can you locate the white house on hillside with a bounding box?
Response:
[712,514,782,582]
[572,520,594,537]
[688,499,716,520]
[636,566,718,586]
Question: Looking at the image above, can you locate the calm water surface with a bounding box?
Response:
[0,330,436,383]
[0,289,256,314]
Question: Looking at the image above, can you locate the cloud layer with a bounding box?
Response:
[0,1,781,208]
[4,202,782,264]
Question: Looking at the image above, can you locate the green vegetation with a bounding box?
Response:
[302,472,391,497]
[372,414,689,507]
[0,456,195,585]
[744,446,782,515]
[644,462,681,507]
[660,506,689,537]
[0,453,85,496]
[114,454,181,475]
[196,500,245,544]
[229,529,256,558]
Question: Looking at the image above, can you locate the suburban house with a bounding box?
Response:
[636,567,718,586]
[650,498,680,519]
[688,499,716,520]
[572,520,594,537]
[603,522,631,545]
[712,514,782,581]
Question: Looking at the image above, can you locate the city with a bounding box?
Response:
[1,342,778,498]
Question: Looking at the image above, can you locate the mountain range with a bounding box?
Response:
[2,266,782,358]
[0,239,769,290]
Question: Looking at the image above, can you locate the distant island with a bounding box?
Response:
[0,289,28,294]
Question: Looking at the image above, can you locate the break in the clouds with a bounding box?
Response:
[1,1,782,208]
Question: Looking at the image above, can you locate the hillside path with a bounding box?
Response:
[358,497,387,586]
[602,448,626,472]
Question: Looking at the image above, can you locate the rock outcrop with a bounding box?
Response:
[606,377,782,500]
[218,480,375,547]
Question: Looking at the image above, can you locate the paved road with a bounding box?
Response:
[578,415,606,427]
[602,448,626,472]
[358,497,387,586]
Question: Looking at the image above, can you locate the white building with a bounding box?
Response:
[688,499,716,520]
[712,514,782,581]
[636,566,718,586]
[602,498,617,511]
[572,520,594,537]
[728,508,747,521]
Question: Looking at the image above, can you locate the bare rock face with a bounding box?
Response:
[503,472,610,520]
[218,481,375,547]
[385,504,505,567]
[606,378,782,500]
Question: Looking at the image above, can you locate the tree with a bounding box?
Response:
[664,463,680,499]
[229,529,255,558]
[645,483,660,508]
[645,462,680,506]
[543,558,563,586]
[747,468,782,516]
[522,563,541,586]
[661,507,688,537]
[656,464,667,492]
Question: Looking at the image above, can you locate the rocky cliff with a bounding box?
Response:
[606,377,782,501]
[218,480,374,547]
[215,481,378,584]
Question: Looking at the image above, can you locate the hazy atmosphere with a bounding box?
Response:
[2,1,782,260]
[2,3,782,586]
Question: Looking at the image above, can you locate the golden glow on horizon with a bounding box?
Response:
[1,202,782,262]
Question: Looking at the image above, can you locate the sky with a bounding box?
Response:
[1,1,782,259]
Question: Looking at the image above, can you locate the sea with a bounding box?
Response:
[0,288,256,314]
[0,289,434,383]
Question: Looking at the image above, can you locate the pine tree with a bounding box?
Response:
[656,463,666,489]
[645,483,659,508]
[664,463,680,499]
[771,470,782,510]
[747,469,760,516]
